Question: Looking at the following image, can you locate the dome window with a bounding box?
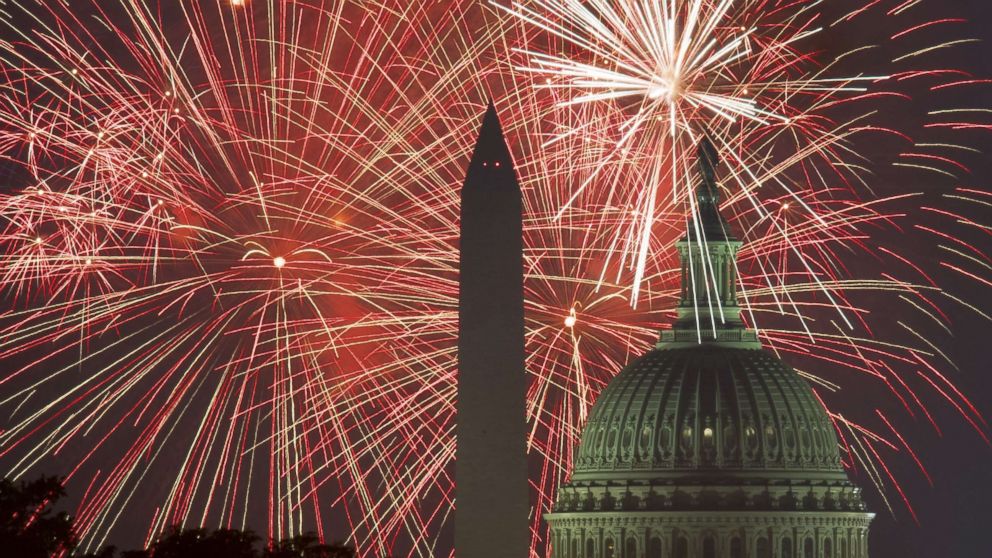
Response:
[723,419,738,454]
[756,538,771,558]
[784,425,797,450]
[703,537,716,558]
[680,424,694,454]
[764,422,778,450]
[782,537,794,558]
[648,537,662,558]
[659,422,673,457]
[622,427,634,452]
[640,425,652,451]
[744,424,758,452]
[701,426,716,461]
[731,537,744,558]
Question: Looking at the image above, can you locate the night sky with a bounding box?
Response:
[865,1,992,556]
[1,1,991,557]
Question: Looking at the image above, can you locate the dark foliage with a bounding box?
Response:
[138,526,260,558]
[75,547,118,558]
[263,532,355,558]
[0,475,76,557]
[75,526,356,558]
[0,476,360,558]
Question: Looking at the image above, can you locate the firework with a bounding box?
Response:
[0,1,988,557]
[501,0,991,525]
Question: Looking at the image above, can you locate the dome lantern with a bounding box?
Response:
[665,138,756,348]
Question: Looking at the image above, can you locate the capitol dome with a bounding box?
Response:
[572,346,852,481]
[545,141,873,558]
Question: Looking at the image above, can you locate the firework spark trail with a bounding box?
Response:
[499,1,992,531]
[0,0,989,557]
[497,0,922,312]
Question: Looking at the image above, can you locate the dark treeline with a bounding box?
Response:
[2,476,369,558]
[75,527,355,558]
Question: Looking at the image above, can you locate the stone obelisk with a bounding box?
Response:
[456,102,529,558]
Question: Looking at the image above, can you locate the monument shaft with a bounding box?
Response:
[456,103,529,558]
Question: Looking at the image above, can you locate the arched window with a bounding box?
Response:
[730,537,743,558]
[674,537,688,558]
[640,425,653,451]
[607,426,618,450]
[587,538,596,558]
[744,424,758,450]
[622,427,634,452]
[840,538,847,558]
[649,536,663,558]
[681,424,694,453]
[805,537,814,558]
[756,537,771,558]
[703,426,715,445]
[660,424,673,454]
[782,537,794,558]
[605,537,616,558]
[703,537,716,558]
[626,538,637,558]
[569,537,577,558]
[824,538,833,558]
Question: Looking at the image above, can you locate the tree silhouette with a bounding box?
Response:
[137,526,260,558]
[0,475,76,557]
[0,475,364,558]
[75,546,118,558]
[72,526,358,558]
[263,532,355,558]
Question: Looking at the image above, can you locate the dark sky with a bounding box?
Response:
[1,1,991,556]
[866,1,992,556]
